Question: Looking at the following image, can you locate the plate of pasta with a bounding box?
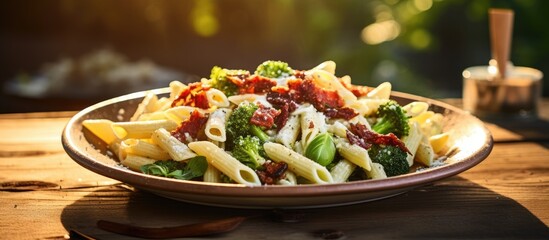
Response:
[62,60,493,208]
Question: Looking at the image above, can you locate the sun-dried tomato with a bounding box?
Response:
[338,78,372,97]
[323,107,359,120]
[267,78,358,120]
[300,78,344,111]
[256,161,288,185]
[171,82,210,109]
[171,111,209,144]
[250,104,280,129]
[347,123,410,154]
[238,75,277,94]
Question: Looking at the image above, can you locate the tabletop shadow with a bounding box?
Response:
[60,177,549,240]
[485,117,549,144]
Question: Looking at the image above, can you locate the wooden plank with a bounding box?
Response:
[2,178,548,239]
[1,112,548,239]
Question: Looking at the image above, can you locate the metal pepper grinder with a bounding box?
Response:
[462,9,543,120]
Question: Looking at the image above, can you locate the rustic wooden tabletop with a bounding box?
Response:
[1,100,548,239]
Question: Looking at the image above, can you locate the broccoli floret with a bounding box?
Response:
[255,60,293,78]
[371,101,410,138]
[369,145,409,177]
[209,66,248,96]
[231,136,266,169]
[226,102,270,142]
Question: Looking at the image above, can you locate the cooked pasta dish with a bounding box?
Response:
[83,60,449,186]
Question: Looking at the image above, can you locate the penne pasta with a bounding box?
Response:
[335,139,372,171]
[205,108,231,142]
[136,111,170,121]
[401,121,422,167]
[130,91,159,121]
[112,119,178,140]
[82,119,118,144]
[119,139,171,161]
[348,98,390,116]
[203,164,221,183]
[403,101,429,118]
[264,142,334,184]
[188,141,261,186]
[151,128,196,161]
[422,113,444,137]
[308,69,357,106]
[429,132,450,154]
[169,80,186,100]
[327,121,348,139]
[365,82,391,100]
[206,88,230,108]
[365,162,387,179]
[164,106,210,123]
[415,135,435,166]
[311,60,336,74]
[300,105,327,150]
[275,114,300,148]
[277,171,297,186]
[330,159,357,183]
[120,154,157,172]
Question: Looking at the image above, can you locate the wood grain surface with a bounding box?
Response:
[1,101,548,239]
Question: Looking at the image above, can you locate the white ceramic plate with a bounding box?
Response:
[62,88,493,209]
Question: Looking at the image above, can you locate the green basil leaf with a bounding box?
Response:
[184,156,208,178]
[140,158,207,180]
[305,132,336,166]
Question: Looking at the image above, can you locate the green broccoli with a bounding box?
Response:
[255,60,293,78]
[371,101,410,138]
[209,66,249,96]
[369,145,409,177]
[231,136,266,169]
[226,102,270,142]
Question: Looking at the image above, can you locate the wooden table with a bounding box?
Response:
[1,100,548,239]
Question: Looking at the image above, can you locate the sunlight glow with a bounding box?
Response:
[409,29,431,49]
[361,20,401,45]
[190,0,219,37]
[413,0,433,12]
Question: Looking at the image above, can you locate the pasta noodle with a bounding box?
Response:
[130,92,158,121]
[228,94,272,108]
[121,154,157,172]
[264,142,334,184]
[330,159,357,183]
[415,135,435,166]
[203,164,222,183]
[82,119,118,144]
[299,105,327,150]
[204,108,231,142]
[401,121,422,167]
[365,82,391,100]
[119,139,171,161]
[206,88,230,107]
[151,128,197,161]
[365,162,387,179]
[188,141,261,186]
[112,119,178,140]
[275,114,300,148]
[164,106,210,123]
[335,139,372,171]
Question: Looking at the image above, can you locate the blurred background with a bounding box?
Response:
[1,0,547,113]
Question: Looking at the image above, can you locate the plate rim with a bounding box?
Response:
[61,88,493,200]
